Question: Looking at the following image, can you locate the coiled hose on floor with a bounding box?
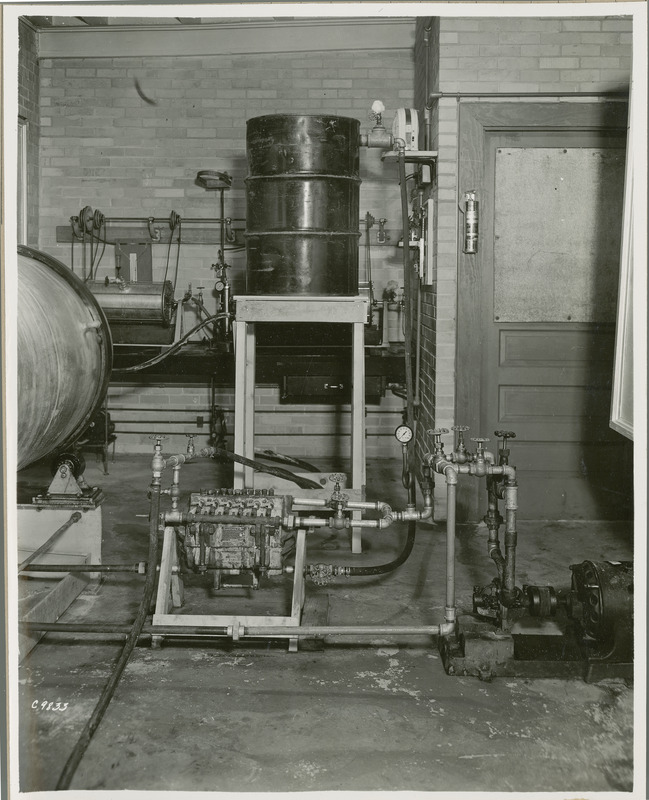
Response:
[55,485,162,790]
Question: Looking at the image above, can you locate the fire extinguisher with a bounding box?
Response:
[462,190,479,254]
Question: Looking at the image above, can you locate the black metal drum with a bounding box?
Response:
[245,114,361,296]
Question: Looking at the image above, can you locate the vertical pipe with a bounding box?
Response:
[503,483,518,600]
[445,478,456,623]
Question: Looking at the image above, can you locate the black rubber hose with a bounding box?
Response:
[112,313,229,374]
[55,485,162,790]
[254,449,320,473]
[328,482,418,577]
[345,520,416,576]
[206,447,323,491]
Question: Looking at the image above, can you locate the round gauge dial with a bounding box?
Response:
[395,424,413,444]
[214,279,225,292]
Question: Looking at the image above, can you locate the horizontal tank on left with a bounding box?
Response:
[17,245,113,470]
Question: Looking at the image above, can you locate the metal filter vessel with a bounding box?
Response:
[245,114,361,295]
[17,246,112,470]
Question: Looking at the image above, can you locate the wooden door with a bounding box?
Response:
[456,103,632,521]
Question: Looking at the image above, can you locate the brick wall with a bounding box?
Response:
[414,14,632,516]
[34,30,415,461]
[18,19,40,246]
[106,382,405,462]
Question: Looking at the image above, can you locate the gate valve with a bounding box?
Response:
[427,428,449,456]
[149,434,168,477]
[451,425,470,462]
[470,437,489,459]
[185,434,196,458]
[494,430,516,465]
[328,472,348,505]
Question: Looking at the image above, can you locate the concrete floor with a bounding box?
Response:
[16,453,635,794]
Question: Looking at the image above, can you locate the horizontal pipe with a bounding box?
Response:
[112,430,402,438]
[100,217,247,224]
[164,512,283,526]
[22,622,444,638]
[20,563,144,573]
[245,625,441,636]
[427,89,628,106]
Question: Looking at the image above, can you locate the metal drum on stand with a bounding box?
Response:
[16,246,112,470]
[245,114,361,295]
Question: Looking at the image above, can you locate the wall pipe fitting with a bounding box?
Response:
[359,126,394,149]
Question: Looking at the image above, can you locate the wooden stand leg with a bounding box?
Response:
[154,527,180,616]
[234,321,256,490]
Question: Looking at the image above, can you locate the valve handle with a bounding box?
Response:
[494,430,516,440]
[427,428,449,437]
[452,425,469,432]
[149,434,168,441]
[470,437,489,444]
[329,472,346,485]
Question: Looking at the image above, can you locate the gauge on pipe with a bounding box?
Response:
[394,424,413,444]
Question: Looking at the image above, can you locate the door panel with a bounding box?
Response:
[456,103,632,522]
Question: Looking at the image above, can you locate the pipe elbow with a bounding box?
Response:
[503,465,517,483]
[438,621,455,637]
[443,464,458,485]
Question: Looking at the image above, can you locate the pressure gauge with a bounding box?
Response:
[395,424,413,444]
[214,279,225,292]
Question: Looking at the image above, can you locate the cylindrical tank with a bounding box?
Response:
[245,114,361,296]
[17,246,112,470]
[86,280,175,326]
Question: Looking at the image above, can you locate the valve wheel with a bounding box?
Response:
[452,425,469,432]
[470,437,489,443]
[149,434,168,440]
[427,428,449,436]
[329,472,346,485]
[495,430,516,440]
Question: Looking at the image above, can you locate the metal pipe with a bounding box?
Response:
[245,625,441,636]
[502,482,518,604]
[445,479,457,624]
[97,216,246,224]
[427,90,628,103]
[165,512,283,527]
[20,563,145,573]
[423,22,432,149]
[18,513,82,572]
[22,621,451,638]
[21,622,228,636]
